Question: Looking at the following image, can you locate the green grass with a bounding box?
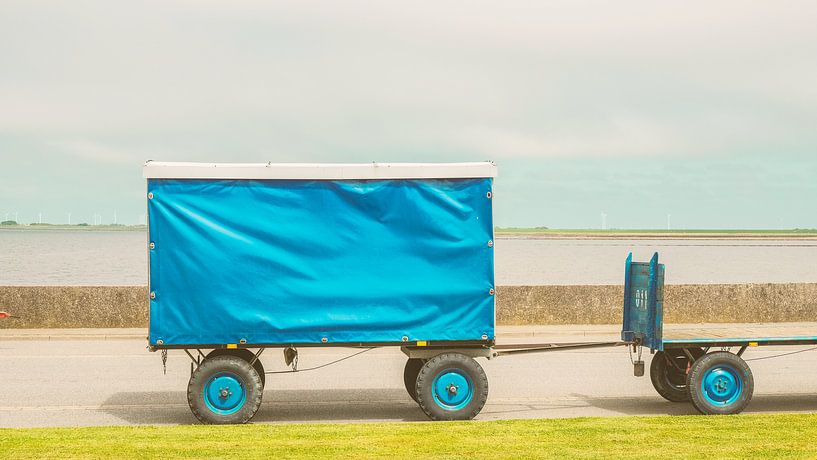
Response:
[2,414,817,459]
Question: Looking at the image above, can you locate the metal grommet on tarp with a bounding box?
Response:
[150,291,156,299]
[149,242,155,250]
[148,192,154,199]
[487,240,493,248]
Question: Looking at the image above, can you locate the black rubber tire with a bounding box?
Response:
[187,355,264,424]
[649,347,704,402]
[403,358,424,402]
[206,349,266,388]
[687,351,754,415]
[415,353,489,421]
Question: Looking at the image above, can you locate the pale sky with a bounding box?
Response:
[1,1,816,228]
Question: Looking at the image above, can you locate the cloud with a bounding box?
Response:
[450,115,689,158]
[47,140,147,165]
[1,1,816,227]
[1,0,815,161]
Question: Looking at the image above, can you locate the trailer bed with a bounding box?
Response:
[662,322,817,347]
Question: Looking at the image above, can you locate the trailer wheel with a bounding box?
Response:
[687,351,753,415]
[650,347,704,402]
[403,358,424,402]
[415,353,488,421]
[206,349,266,388]
[187,355,264,424]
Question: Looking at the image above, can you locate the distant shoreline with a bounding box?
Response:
[0,224,146,232]
[495,228,817,240]
[2,224,816,239]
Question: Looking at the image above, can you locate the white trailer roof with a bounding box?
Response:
[143,161,497,180]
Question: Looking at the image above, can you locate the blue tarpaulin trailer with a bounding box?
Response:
[146,165,496,347]
[145,161,506,423]
[144,161,816,424]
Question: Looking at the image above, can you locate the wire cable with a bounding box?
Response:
[745,346,817,362]
[264,347,377,374]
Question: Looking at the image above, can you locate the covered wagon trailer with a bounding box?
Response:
[143,161,501,423]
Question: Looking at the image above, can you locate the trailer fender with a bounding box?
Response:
[206,349,265,387]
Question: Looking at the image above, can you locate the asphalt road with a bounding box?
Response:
[2,338,816,428]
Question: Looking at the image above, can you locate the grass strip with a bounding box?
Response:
[2,413,816,459]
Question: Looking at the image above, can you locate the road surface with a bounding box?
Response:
[1,334,816,427]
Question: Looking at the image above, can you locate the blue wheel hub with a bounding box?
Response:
[701,365,742,407]
[432,369,474,411]
[203,372,247,415]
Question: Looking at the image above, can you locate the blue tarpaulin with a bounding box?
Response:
[147,178,495,346]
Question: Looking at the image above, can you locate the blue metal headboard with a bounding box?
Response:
[621,252,664,351]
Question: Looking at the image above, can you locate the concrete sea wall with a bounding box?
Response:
[0,286,147,329]
[1,284,815,329]
[496,283,817,325]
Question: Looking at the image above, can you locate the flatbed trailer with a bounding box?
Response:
[143,161,813,424]
[623,253,817,415]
